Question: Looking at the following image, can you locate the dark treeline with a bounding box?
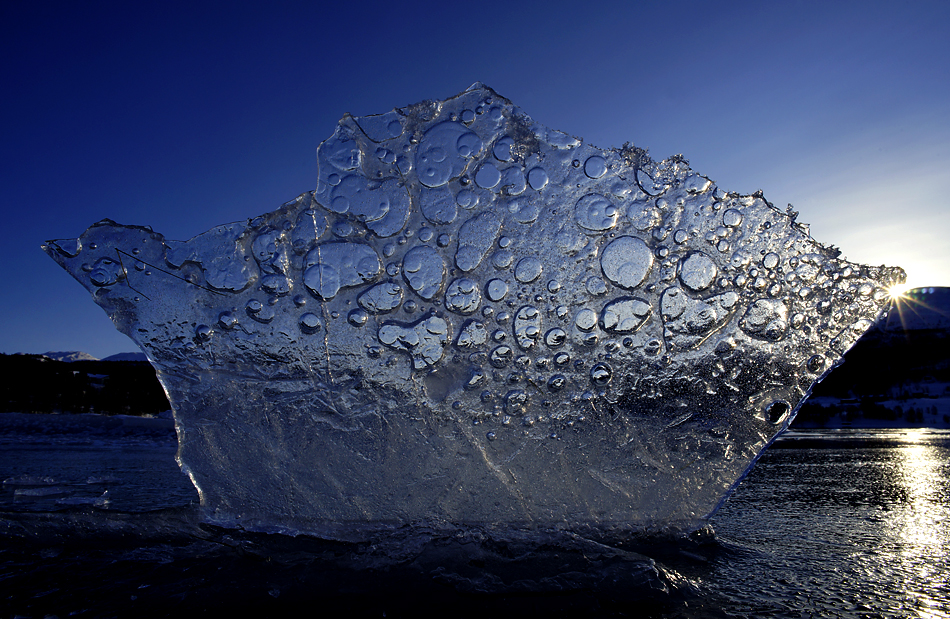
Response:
[794,326,950,425]
[1,354,170,416]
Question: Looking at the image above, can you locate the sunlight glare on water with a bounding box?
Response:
[895,431,950,618]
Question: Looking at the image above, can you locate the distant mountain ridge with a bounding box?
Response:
[40,351,147,363]
[42,351,98,363]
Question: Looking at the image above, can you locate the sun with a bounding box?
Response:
[888,283,913,300]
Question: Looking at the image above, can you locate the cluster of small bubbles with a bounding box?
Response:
[444,278,481,314]
[490,345,513,367]
[507,308,536,350]
[504,390,527,415]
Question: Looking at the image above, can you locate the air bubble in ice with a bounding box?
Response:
[402,246,445,300]
[492,250,514,269]
[490,345,513,368]
[575,194,619,232]
[486,279,508,302]
[514,257,542,283]
[544,328,567,348]
[303,242,381,301]
[584,156,607,179]
[348,309,369,327]
[378,315,449,370]
[590,363,612,385]
[739,299,789,341]
[456,212,501,272]
[722,209,743,227]
[89,258,122,287]
[586,277,608,296]
[493,136,514,161]
[416,122,482,188]
[574,308,598,331]
[299,313,322,333]
[456,189,477,209]
[601,298,651,333]
[679,252,718,292]
[527,167,549,190]
[420,187,459,225]
[475,163,501,189]
[600,236,653,290]
[505,390,527,414]
[507,198,541,224]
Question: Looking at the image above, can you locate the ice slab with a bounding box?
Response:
[45,83,904,538]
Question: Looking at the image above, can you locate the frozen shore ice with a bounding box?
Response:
[44,83,904,538]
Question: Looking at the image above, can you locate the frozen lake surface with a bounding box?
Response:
[1,414,948,617]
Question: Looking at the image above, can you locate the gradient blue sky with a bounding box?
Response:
[3,0,948,359]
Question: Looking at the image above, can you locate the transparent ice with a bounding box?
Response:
[45,83,904,538]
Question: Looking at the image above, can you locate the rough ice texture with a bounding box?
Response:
[45,83,904,538]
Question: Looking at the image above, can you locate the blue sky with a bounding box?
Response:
[3,0,948,358]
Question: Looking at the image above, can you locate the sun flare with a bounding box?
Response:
[888,283,913,300]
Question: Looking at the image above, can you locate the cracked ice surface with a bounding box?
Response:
[45,83,904,538]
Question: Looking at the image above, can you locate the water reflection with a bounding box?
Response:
[893,431,950,618]
[710,429,950,618]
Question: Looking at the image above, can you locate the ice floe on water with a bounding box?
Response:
[44,83,904,539]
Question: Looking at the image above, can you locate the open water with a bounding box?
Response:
[1,413,948,618]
